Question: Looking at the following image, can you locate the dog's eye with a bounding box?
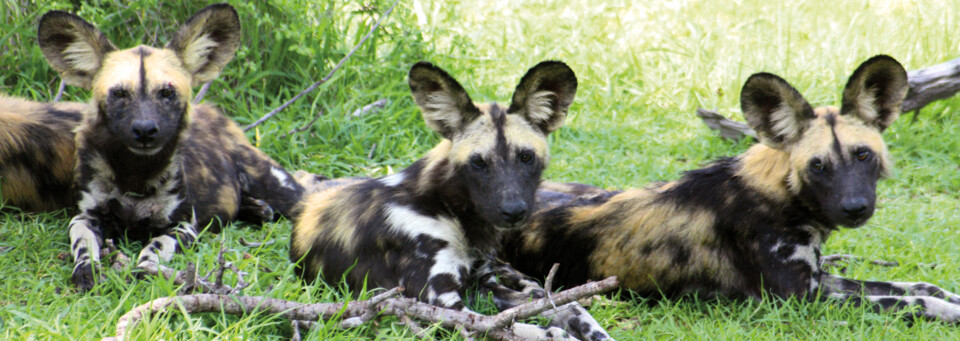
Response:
[111,89,128,99]
[470,155,486,169]
[856,149,872,162]
[809,158,825,174]
[518,151,533,163]
[159,88,175,99]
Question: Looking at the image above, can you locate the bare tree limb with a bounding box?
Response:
[903,56,960,119]
[193,82,212,104]
[278,108,325,139]
[820,253,899,268]
[351,98,389,117]
[238,238,275,247]
[699,57,960,139]
[243,0,400,132]
[105,276,618,341]
[53,79,65,102]
[544,263,560,310]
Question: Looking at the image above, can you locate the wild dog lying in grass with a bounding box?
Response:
[0,97,83,212]
[37,4,306,291]
[505,55,960,322]
[292,61,613,339]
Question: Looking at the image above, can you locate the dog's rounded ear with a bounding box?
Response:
[408,61,481,139]
[166,4,242,86]
[508,61,578,135]
[740,73,815,149]
[38,11,117,89]
[840,55,909,132]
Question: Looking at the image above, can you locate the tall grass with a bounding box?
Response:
[2,0,960,339]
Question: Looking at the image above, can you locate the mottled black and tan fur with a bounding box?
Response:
[506,55,960,322]
[0,97,84,211]
[37,4,306,291]
[292,61,603,339]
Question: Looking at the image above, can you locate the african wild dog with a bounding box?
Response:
[37,4,306,291]
[291,61,604,338]
[505,55,960,322]
[0,97,83,211]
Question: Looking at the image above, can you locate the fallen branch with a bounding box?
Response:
[133,242,249,295]
[903,56,960,121]
[699,57,960,139]
[243,0,399,132]
[193,82,212,104]
[238,238,275,247]
[695,108,756,140]
[351,98,389,117]
[278,108,324,139]
[104,276,618,341]
[820,253,899,268]
[53,79,65,102]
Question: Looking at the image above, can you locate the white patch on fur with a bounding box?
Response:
[524,90,557,123]
[270,166,296,190]
[137,235,179,266]
[384,204,468,253]
[866,296,960,322]
[379,172,405,187]
[63,39,101,74]
[430,248,471,280]
[435,291,462,308]
[69,216,101,264]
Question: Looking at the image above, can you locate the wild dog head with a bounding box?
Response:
[38,4,240,155]
[740,55,908,227]
[408,61,577,229]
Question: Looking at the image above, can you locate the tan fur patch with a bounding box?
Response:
[448,105,549,165]
[92,46,193,103]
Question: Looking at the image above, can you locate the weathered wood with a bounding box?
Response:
[699,57,960,139]
[104,277,619,341]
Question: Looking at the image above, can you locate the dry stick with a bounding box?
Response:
[106,277,617,341]
[821,253,899,267]
[243,0,400,132]
[278,108,325,139]
[398,313,433,340]
[238,238,276,247]
[53,79,65,102]
[351,98,389,117]
[193,82,212,104]
[698,57,960,139]
[544,263,560,310]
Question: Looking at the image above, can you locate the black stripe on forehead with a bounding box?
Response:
[826,113,844,161]
[489,103,509,158]
[138,50,148,97]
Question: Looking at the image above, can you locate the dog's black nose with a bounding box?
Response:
[841,197,869,220]
[131,120,159,143]
[500,200,528,224]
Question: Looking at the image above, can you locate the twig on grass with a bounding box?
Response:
[53,79,66,102]
[238,238,275,247]
[820,253,899,268]
[243,0,400,132]
[104,276,618,341]
[278,108,324,139]
[131,243,248,295]
[193,82,212,104]
[544,263,560,310]
[351,98,389,117]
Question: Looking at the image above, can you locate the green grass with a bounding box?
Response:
[2,0,960,339]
